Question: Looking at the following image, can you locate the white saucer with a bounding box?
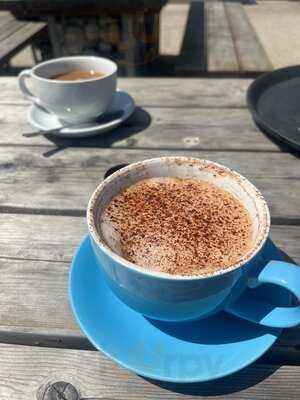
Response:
[27,90,135,138]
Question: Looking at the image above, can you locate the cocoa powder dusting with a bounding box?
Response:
[100,177,253,276]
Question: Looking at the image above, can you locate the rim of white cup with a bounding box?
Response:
[31,56,117,84]
[87,157,271,281]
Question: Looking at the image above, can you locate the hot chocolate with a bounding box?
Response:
[99,177,253,276]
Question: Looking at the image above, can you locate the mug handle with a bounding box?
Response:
[225,261,300,328]
[18,69,46,109]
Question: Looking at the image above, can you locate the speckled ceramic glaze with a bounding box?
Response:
[87,157,300,327]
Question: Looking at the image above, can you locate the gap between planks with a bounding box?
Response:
[0,102,251,109]
[0,217,299,329]
[0,328,298,368]
[0,144,288,153]
[0,215,299,360]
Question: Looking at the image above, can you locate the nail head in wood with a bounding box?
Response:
[38,381,79,400]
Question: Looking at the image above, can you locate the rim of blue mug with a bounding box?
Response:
[87,157,271,281]
[29,56,117,84]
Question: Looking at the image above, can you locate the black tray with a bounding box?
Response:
[247,65,300,151]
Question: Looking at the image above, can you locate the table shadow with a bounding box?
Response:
[23,106,152,158]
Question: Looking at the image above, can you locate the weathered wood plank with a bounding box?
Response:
[0,343,300,400]
[0,104,284,151]
[245,1,300,70]
[0,77,250,107]
[0,252,300,356]
[5,253,300,352]
[0,147,298,219]
[160,3,190,56]
[0,12,14,28]
[205,2,239,72]
[0,258,77,331]
[0,22,45,63]
[225,3,272,72]
[0,213,299,354]
[0,214,299,265]
[0,16,22,41]
[175,1,205,74]
[0,214,87,262]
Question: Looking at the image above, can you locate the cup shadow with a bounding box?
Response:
[143,244,295,396]
[147,240,292,345]
[143,363,279,396]
[146,309,279,346]
[23,106,152,157]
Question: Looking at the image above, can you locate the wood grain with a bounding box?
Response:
[0,72,298,398]
[0,343,299,399]
[160,3,190,56]
[0,214,299,264]
[0,77,250,107]
[205,2,239,72]
[0,258,77,331]
[0,213,299,349]
[225,3,272,72]
[0,214,87,262]
[0,147,298,219]
[0,17,23,42]
[0,104,283,150]
[0,11,14,26]
[4,254,300,352]
[0,22,45,63]
[0,74,299,393]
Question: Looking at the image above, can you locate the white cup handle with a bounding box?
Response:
[18,69,46,109]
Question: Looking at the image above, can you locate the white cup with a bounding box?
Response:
[18,56,117,124]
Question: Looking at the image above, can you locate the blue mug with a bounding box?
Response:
[87,157,300,328]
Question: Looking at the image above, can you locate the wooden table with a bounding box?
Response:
[0,77,299,399]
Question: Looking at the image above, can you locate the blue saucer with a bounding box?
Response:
[69,235,289,383]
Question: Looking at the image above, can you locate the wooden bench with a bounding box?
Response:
[0,11,46,67]
[167,1,272,75]
[206,1,272,74]
[0,1,166,76]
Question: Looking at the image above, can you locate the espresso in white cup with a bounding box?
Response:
[18,56,117,124]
